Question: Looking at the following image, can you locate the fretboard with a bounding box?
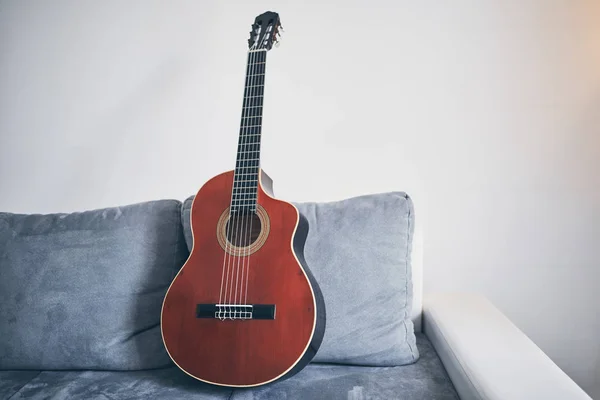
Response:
[231,49,267,214]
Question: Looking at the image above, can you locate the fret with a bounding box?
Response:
[239,126,261,133]
[238,131,260,138]
[243,87,264,96]
[240,115,262,121]
[231,192,256,198]
[232,191,257,197]
[241,105,262,112]
[243,99,263,108]
[235,173,258,177]
[232,191,257,195]
[243,93,263,101]
[231,199,257,205]
[231,201,257,206]
[232,179,258,183]
[237,132,261,138]
[246,73,265,77]
[242,102,263,107]
[233,180,258,185]
[237,132,261,137]
[238,134,261,140]
[232,184,257,190]
[240,122,262,129]
[231,199,257,206]
[235,165,259,169]
[234,167,258,172]
[237,141,260,148]
[237,144,260,151]
[239,126,261,134]
[245,76,265,85]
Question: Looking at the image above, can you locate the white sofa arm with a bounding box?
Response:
[423,293,591,400]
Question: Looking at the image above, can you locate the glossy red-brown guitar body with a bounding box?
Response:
[161,170,325,387]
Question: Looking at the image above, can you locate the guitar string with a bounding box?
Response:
[219,49,253,320]
[234,46,262,319]
[229,48,255,320]
[243,48,265,310]
[241,48,263,315]
[233,48,258,319]
[237,48,256,318]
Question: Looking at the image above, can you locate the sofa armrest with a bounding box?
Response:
[423,293,591,400]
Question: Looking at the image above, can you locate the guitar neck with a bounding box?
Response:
[232,49,267,213]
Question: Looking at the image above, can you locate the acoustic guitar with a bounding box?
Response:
[161,11,326,387]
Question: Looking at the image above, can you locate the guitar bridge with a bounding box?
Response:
[196,304,276,320]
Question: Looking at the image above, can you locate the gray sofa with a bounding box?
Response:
[0,193,591,400]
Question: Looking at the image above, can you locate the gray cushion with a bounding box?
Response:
[0,200,188,370]
[0,371,40,399]
[4,334,456,400]
[6,368,230,400]
[181,192,419,366]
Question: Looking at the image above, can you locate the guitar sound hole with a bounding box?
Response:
[225,212,262,247]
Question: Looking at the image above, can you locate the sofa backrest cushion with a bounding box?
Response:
[181,192,419,366]
[0,200,187,370]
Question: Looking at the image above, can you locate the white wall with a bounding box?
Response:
[1,0,599,397]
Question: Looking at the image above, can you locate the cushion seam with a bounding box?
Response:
[6,371,42,400]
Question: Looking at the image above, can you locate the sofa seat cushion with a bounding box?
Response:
[181,191,419,367]
[231,334,457,400]
[5,335,456,400]
[0,371,40,399]
[0,200,189,370]
[6,368,230,400]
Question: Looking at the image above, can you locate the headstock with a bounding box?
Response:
[248,11,282,50]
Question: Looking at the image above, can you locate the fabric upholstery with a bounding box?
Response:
[0,200,188,370]
[7,368,230,400]
[0,371,40,399]
[423,293,593,400]
[181,192,418,366]
[5,334,456,400]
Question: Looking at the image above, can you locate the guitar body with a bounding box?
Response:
[161,170,326,387]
